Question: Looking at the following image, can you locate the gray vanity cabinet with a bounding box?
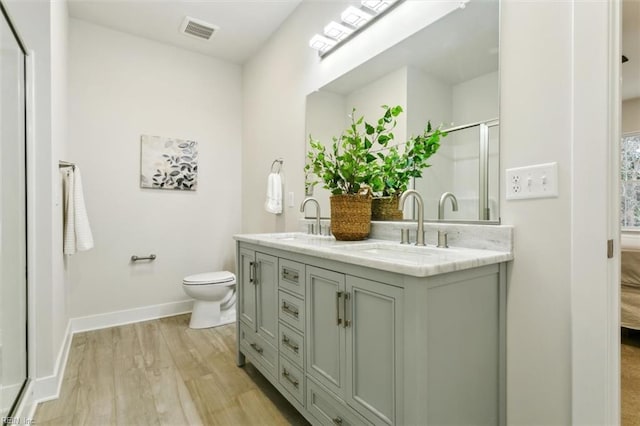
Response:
[238,247,257,329]
[238,248,279,363]
[236,240,506,426]
[345,276,402,426]
[305,266,347,397]
[255,252,279,346]
[305,267,402,426]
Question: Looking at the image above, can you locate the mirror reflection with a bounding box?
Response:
[305,0,500,222]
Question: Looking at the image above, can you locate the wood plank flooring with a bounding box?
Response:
[35,315,309,426]
[623,328,640,426]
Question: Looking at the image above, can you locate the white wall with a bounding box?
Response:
[305,90,346,217]
[408,67,454,217]
[50,0,69,375]
[67,19,242,318]
[500,1,572,423]
[243,0,613,422]
[345,66,408,146]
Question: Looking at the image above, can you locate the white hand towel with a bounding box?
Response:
[63,170,76,254]
[264,172,283,214]
[63,166,94,254]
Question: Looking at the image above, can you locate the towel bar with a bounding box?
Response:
[131,254,156,262]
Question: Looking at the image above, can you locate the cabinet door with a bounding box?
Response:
[345,276,403,426]
[238,248,256,328]
[306,266,346,398]
[256,252,278,347]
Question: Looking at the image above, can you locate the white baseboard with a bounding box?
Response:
[34,320,72,403]
[9,380,37,423]
[33,300,193,405]
[70,299,193,333]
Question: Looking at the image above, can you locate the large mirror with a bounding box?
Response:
[305,0,500,222]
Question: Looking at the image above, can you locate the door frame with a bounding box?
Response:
[571,0,621,423]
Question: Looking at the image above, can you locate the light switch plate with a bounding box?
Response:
[506,162,558,200]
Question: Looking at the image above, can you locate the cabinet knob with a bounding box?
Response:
[332,417,343,425]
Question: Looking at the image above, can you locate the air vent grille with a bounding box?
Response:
[180,17,218,41]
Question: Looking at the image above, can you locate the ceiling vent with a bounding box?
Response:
[180,16,219,41]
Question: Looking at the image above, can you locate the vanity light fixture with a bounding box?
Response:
[309,34,337,54]
[309,0,405,57]
[340,6,373,28]
[324,21,354,41]
[361,0,397,14]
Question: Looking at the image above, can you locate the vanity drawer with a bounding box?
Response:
[279,323,304,368]
[279,258,305,297]
[307,378,370,426]
[239,323,277,379]
[279,356,305,406]
[278,291,305,332]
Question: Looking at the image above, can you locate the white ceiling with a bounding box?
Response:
[67,0,303,64]
[623,0,640,101]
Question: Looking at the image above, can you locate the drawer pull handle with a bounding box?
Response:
[250,342,263,354]
[336,291,343,326]
[343,292,351,328]
[282,301,299,318]
[249,261,255,283]
[282,368,299,388]
[282,335,299,353]
[332,417,343,425]
[282,268,299,283]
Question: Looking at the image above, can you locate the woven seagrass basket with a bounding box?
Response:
[371,195,404,221]
[330,193,372,241]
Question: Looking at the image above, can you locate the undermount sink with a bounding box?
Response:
[332,242,464,264]
[269,232,333,241]
[263,232,335,243]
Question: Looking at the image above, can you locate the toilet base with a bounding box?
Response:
[189,300,236,329]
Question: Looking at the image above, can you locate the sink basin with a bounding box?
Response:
[266,232,333,241]
[332,242,463,264]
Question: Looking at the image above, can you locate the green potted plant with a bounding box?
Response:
[305,105,402,240]
[370,121,446,221]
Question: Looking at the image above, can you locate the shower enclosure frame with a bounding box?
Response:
[0,0,31,420]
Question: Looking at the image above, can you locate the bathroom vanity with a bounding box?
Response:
[234,227,512,425]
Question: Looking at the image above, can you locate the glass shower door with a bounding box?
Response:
[0,4,28,418]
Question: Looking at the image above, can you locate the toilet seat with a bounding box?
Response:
[183,271,235,285]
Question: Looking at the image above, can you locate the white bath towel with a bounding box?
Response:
[63,167,94,254]
[264,172,282,214]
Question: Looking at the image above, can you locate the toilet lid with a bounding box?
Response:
[183,271,235,285]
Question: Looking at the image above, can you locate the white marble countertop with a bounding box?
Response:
[234,232,513,278]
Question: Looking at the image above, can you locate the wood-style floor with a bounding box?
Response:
[34,315,640,425]
[34,314,309,425]
[623,328,640,426]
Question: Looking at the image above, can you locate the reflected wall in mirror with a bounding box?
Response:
[305,0,500,222]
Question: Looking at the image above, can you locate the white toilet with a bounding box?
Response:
[182,271,236,329]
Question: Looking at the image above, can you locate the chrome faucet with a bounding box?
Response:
[300,197,321,235]
[398,190,426,246]
[438,192,459,220]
